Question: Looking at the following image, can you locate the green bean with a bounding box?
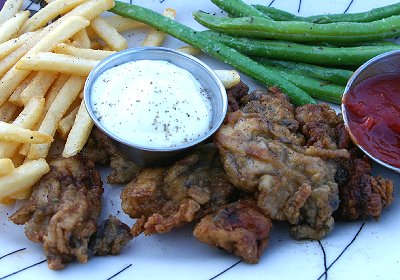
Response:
[253,6,303,21]
[204,31,400,66]
[315,40,399,47]
[255,3,400,24]
[110,1,315,105]
[193,11,400,43]
[258,59,353,85]
[275,69,344,104]
[210,0,269,18]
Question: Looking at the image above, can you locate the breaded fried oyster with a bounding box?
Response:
[121,144,240,236]
[10,155,132,270]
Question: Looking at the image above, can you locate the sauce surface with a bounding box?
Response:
[343,73,400,168]
[91,60,212,148]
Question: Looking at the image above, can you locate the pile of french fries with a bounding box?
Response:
[0,0,240,205]
[0,0,136,204]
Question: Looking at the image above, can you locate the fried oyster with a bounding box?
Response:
[121,144,240,236]
[84,127,141,184]
[194,199,272,264]
[10,155,132,270]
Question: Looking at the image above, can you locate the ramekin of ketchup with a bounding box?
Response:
[342,51,400,173]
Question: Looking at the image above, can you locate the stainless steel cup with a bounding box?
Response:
[84,47,227,166]
[342,50,400,173]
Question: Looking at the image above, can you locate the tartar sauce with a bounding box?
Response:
[91,60,213,148]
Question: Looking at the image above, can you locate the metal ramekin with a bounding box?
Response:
[84,47,227,166]
[342,50,400,173]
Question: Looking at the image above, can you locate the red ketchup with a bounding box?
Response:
[343,73,400,168]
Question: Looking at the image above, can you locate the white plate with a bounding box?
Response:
[1,1,400,279]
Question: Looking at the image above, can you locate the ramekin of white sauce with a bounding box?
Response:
[84,47,227,166]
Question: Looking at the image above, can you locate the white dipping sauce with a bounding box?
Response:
[91,60,213,148]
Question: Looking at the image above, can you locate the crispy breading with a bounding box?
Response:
[121,144,240,235]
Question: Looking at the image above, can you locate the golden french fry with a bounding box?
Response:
[0,97,45,158]
[66,94,83,115]
[176,46,201,56]
[0,11,30,43]
[0,121,53,144]
[58,106,79,140]
[0,158,14,176]
[8,71,36,106]
[19,143,30,156]
[72,29,91,48]
[0,31,35,60]
[20,71,58,105]
[0,0,23,25]
[0,197,15,205]
[63,100,94,158]
[142,8,176,47]
[0,158,49,200]
[0,31,42,78]
[65,0,114,22]
[9,187,31,199]
[27,76,85,159]
[45,74,70,113]
[17,52,99,76]
[0,102,19,122]
[54,43,115,60]
[0,16,89,106]
[27,16,90,55]
[90,17,127,51]
[13,97,45,128]
[103,15,147,32]
[18,0,88,34]
[215,70,241,89]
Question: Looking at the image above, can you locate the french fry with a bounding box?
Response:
[0,16,89,106]
[0,102,19,122]
[54,43,115,60]
[103,15,147,32]
[0,31,35,60]
[9,187,31,200]
[72,29,91,48]
[0,158,49,200]
[90,17,127,51]
[27,76,85,159]
[45,74,70,113]
[0,97,45,158]
[0,197,15,205]
[66,93,83,114]
[63,100,94,158]
[58,106,79,140]
[27,16,90,55]
[0,121,53,144]
[19,143,30,157]
[142,8,176,47]
[17,52,99,76]
[214,70,241,89]
[13,97,45,129]
[18,0,89,34]
[0,0,23,25]
[0,11,30,44]
[8,71,37,106]
[0,158,14,176]
[20,71,58,105]
[0,31,42,78]
[65,0,114,22]
[176,46,201,56]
